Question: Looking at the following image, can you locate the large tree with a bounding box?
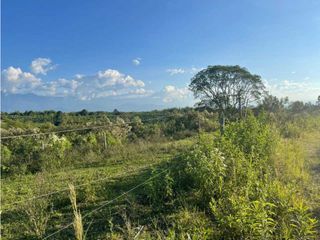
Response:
[189,65,265,134]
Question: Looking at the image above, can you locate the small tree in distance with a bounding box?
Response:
[53,111,63,126]
[189,65,265,134]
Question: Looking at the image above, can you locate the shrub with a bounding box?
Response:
[150,114,318,239]
[179,142,226,204]
[146,168,174,210]
[1,145,12,175]
[40,134,72,170]
[223,112,277,162]
[210,195,276,239]
[8,137,42,174]
[266,181,318,239]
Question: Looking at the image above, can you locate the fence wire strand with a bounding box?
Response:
[42,168,168,239]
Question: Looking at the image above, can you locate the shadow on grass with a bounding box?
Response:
[40,161,170,240]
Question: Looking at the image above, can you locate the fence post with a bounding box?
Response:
[103,132,107,149]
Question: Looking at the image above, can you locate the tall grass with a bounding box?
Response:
[69,184,84,240]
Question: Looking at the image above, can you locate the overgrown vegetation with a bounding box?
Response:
[148,112,319,239]
[1,95,320,239]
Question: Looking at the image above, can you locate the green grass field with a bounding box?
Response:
[1,137,196,239]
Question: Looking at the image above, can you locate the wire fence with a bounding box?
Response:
[1,115,171,140]
[2,113,319,239]
[2,162,162,208]
[1,114,189,239]
[41,168,169,239]
[0,114,179,207]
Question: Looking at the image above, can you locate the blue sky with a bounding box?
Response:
[2,0,320,112]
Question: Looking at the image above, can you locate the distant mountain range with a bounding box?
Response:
[1,93,179,112]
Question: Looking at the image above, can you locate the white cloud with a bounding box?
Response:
[130,88,146,95]
[2,66,150,101]
[75,74,84,79]
[163,85,190,103]
[4,66,22,82]
[166,68,185,75]
[282,80,306,89]
[30,58,55,75]
[125,88,154,98]
[2,66,42,94]
[164,85,176,92]
[132,58,141,66]
[166,67,204,76]
[74,69,147,100]
[95,90,118,98]
[97,69,145,87]
[98,69,122,79]
[265,79,320,102]
[190,67,204,74]
[54,78,80,96]
[2,59,57,95]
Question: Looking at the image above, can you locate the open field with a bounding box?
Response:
[1,137,195,239]
[1,109,320,239]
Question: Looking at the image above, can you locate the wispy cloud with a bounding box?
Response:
[75,74,84,79]
[166,68,185,75]
[190,67,204,73]
[265,79,320,102]
[132,57,141,66]
[166,66,204,76]
[163,85,190,103]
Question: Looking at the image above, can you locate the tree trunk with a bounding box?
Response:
[219,111,225,135]
[238,92,242,119]
[103,132,107,149]
[198,114,201,139]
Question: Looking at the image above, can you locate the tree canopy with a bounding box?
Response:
[189,65,265,133]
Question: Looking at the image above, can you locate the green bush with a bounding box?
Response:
[210,196,276,239]
[8,137,42,174]
[3,134,71,174]
[1,145,12,175]
[147,114,318,239]
[223,112,277,162]
[146,168,174,210]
